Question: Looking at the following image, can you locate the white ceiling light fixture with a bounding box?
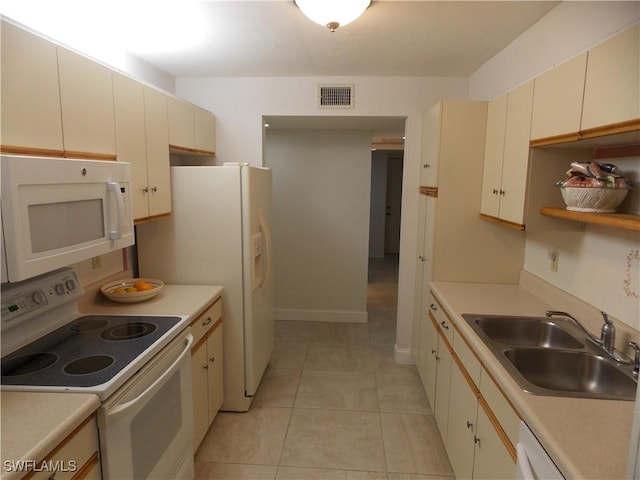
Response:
[295,0,371,32]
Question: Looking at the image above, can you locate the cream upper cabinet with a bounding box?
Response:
[499,80,534,226]
[144,86,172,219]
[194,106,217,153]
[168,96,196,148]
[480,81,534,228]
[530,53,587,141]
[582,24,640,130]
[480,94,507,219]
[420,104,442,186]
[113,73,149,221]
[57,47,116,157]
[1,20,64,154]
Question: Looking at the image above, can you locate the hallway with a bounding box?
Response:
[194,256,454,479]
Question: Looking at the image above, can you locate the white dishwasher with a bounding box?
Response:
[516,421,565,479]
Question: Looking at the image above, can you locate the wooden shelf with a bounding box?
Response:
[540,207,640,231]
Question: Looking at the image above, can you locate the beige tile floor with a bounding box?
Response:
[194,256,454,480]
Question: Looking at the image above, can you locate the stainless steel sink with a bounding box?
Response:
[472,316,584,349]
[462,314,637,401]
[503,348,637,400]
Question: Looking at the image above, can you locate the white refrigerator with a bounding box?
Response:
[136,164,273,412]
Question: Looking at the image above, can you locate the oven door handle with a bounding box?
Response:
[108,333,193,421]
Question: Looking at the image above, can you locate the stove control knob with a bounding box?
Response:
[65,279,77,291]
[55,283,66,295]
[32,290,46,305]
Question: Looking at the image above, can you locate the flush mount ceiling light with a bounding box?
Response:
[295,0,371,32]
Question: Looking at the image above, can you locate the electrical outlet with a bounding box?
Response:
[548,249,559,272]
[92,256,102,269]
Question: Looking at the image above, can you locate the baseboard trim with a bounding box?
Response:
[394,345,415,365]
[274,308,368,323]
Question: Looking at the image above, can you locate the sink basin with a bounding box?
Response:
[470,315,584,349]
[504,348,637,400]
[462,313,637,401]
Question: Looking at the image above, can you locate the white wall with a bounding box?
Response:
[470,1,640,100]
[469,2,640,329]
[176,75,468,357]
[265,129,372,322]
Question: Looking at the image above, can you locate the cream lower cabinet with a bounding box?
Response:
[191,299,224,451]
[424,293,518,479]
[29,416,101,480]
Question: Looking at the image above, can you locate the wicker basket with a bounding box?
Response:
[559,187,629,213]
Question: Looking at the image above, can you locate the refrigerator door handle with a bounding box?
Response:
[258,212,271,297]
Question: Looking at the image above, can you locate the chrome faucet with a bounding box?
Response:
[545,310,628,363]
[629,342,640,376]
[599,311,615,355]
[545,310,600,344]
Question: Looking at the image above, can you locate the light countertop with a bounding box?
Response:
[430,280,635,480]
[1,284,223,480]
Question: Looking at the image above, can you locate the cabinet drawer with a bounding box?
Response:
[453,332,481,386]
[28,416,98,480]
[480,371,521,447]
[190,298,222,345]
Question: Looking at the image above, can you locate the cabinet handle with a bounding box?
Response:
[202,316,213,327]
[466,421,473,430]
[142,187,149,193]
[203,365,209,370]
[492,188,498,195]
[423,163,431,169]
[440,321,449,330]
[431,349,436,355]
[499,189,505,196]
[474,436,480,445]
[48,470,58,480]
[419,255,425,262]
[151,186,158,193]
[209,356,215,363]
[430,304,438,311]
[435,355,440,361]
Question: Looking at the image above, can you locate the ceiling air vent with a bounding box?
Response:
[318,84,354,109]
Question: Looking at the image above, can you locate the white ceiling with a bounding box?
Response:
[1,1,559,79]
[136,0,559,78]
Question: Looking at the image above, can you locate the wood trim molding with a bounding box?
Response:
[0,145,65,157]
[63,151,117,161]
[530,118,640,147]
[134,213,172,225]
[478,395,518,462]
[72,452,99,480]
[594,142,640,160]
[479,213,526,231]
[419,186,438,197]
[169,144,216,157]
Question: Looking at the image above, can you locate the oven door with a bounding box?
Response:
[97,329,194,480]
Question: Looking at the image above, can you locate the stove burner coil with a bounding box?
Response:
[100,322,158,341]
[64,355,114,375]
[69,318,110,332]
[1,353,58,377]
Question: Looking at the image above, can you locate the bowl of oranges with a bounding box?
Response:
[101,278,164,303]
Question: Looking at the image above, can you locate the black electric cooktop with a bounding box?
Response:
[1,314,181,388]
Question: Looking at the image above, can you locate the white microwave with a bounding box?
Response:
[1,155,134,283]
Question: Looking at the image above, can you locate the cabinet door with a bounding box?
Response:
[144,87,172,218]
[194,107,216,153]
[191,341,209,452]
[530,53,587,140]
[582,24,640,130]
[472,404,516,480]
[113,73,150,221]
[168,97,195,148]
[447,363,478,480]
[422,315,438,410]
[499,80,534,226]
[57,47,116,156]
[420,103,442,186]
[1,20,63,153]
[434,337,452,444]
[480,94,507,218]
[207,324,224,421]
